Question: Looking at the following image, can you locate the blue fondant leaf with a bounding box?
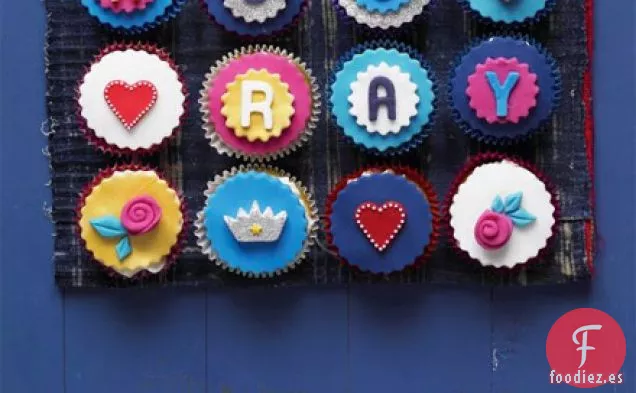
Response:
[491,195,505,213]
[115,236,132,261]
[504,192,523,214]
[509,208,537,227]
[90,216,127,238]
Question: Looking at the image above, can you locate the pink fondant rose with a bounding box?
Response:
[120,195,162,235]
[474,211,513,250]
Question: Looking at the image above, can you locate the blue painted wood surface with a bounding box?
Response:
[1,1,634,392]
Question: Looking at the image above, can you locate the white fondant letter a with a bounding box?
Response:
[241,81,274,129]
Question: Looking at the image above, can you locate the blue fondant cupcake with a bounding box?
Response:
[326,167,440,274]
[457,0,555,25]
[449,36,561,144]
[330,41,436,155]
[81,0,186,33]
[194,166,317,277]
[201,0,308,38]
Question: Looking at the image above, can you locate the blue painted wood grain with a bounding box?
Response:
[64,289,207,393]
[1,1,634,393]
[348,286,492,393]
[0,1,64,392]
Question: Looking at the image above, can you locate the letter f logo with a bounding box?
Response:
[572,324,602,368]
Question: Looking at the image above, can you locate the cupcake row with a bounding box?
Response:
[83,0,556,35]
[78,38,560,158]
[78,154,557,279]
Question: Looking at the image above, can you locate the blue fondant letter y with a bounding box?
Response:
[485,71,520,117]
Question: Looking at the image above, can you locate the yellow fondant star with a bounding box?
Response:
[221,69,295,142]
[250,223,263,236]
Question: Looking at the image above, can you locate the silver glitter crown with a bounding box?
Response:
[223,201,288,243]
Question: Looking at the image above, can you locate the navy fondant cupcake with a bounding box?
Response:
[326,167,440,274]
[201,0,308,37]
[333,0,432,30]
[330,41,436,155]
[194,166,318,277]
[450,36,561,144]
[457,0,555,25]
[81,0,185,33]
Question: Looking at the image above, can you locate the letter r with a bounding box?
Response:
[241,81,274,129]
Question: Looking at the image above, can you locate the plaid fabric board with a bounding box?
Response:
[48,0,595,288]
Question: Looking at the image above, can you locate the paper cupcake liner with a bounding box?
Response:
[328,40,438,155]
[83,0,186,34]
[443,152,560,271]
[194,165,319,278]
[331,0,434,33]
[76,42,188,157]
[199,46,320,162]
[448,34,562,145]
[457,0,556,27]
[75,164,188,281]
[324,166,441,274]
[198,0,310,39]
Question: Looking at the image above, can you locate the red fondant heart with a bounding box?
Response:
[355,201,406,252]
[104,80,158,130]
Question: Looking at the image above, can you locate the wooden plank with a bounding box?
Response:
[0,1,64,392]
[348,285,493,393]
[491,0,636,391]
[64,289,207,393]
[206,288,349,393]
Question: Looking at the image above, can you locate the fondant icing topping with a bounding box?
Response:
[223,200,288,243]
[223,0,286,23]
[121,195,162,235]
[354,0,411,13]
[221,69,295,143]
[348,61,420,136]
[103,80,158,131]
[355,201,406,252]
[99,0,155,14]
[474,210,513,249]
[449,160,554,268]
[467,57,538,124]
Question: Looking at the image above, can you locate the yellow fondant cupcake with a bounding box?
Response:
[78,166,185,278]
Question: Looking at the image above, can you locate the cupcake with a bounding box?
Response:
[333,0,432,30]
[330,41,436,155]
[78,166,186,278]
[199,46,320,161]
[81,0,185,33]
[201,0,308,37]
[194,166,318,277]
[77,43,187,155]
[450,36,561,144]
[457,0,555,25]
[326,167,440,274]
[447,153,558,269]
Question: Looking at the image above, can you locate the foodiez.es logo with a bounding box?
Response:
[546,308,626,388]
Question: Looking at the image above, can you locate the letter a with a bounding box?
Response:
[485,71,520,117]
[241,81,274,129]
[368,76,397,122]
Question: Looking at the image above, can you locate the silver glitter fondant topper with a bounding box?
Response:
[223,0,286,23]
[224,201,288,243]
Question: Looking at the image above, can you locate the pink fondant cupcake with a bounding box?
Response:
[199,46,320,161]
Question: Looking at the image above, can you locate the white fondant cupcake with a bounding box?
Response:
[446,153,558,269]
